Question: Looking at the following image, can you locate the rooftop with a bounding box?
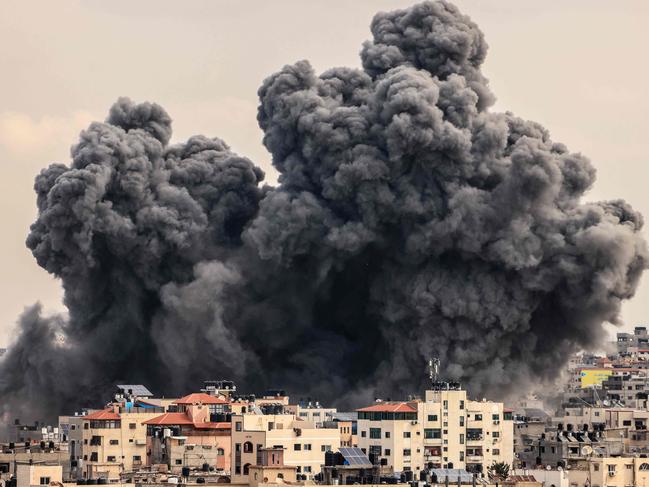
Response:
[84,409,120,421]
[357,402,417,413]
[173,393,229,405]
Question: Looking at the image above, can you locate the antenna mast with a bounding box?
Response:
[428,357,440,384]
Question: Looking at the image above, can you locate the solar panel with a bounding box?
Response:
[117,384,153,397]
[339,447,373,468]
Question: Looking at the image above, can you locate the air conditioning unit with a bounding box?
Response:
[411,421,418,425]
[608,471,615,477]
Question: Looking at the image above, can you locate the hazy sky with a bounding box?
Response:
[0,0,647,347]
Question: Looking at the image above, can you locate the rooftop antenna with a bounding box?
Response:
[428,358,440,384]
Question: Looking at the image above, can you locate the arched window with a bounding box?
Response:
[277,473,284,479]
[243,442,253,453]
[640,463,649,471]
[243,463,251,475]
[217,448,225,456]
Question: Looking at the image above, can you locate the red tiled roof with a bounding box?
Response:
[193,422,231,430]
[357,402,417,413]
[173,393,229,405]
[143,412,194,425]
[85,409,120,421]
[143,413,231,430]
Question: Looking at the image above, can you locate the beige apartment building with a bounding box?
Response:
[567,456,649,487]
[356,387,513,475]
[230,412,340,483]
[284,404,337,426]
[81,405,162,480]
[16,462,62,487]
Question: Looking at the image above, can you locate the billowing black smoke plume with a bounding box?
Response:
[1,0,647,422]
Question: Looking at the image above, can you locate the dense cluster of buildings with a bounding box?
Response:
[0,375,520,487]
[10,331,649,487]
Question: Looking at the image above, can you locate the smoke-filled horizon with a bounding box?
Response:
[1,0,647,423]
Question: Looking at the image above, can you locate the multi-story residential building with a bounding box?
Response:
[285,403,336,426]
[145,393,231,473]
[328,413,358,447]
[230,412,340,482]
[356,384,513,475]
[517,426,624,469]
[81,403,163,480]
[567,456,649,487]
[58,413,87,479]
[616,327,649,355]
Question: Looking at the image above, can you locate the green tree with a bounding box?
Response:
[488,461,510,481]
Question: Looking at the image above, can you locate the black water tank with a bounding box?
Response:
[98,478,108,484]
[196,478,205,484]
[86,479,97,485]
[404,470,413,482]
[202,463,210,472]
[420,471,427,481]
[76,480,86,485]
[325,451,335,466]
[182,467,190,478]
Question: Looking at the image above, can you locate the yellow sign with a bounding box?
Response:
[579,369,613,388]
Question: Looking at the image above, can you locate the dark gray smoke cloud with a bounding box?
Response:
[1,0,647,422]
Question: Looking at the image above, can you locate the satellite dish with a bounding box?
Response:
[603,400,610,406]
[581,446,593,456]
[546,466,552,471]
[557,467,563,472]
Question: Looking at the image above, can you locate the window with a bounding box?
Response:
[403,449,411,456]
[385,431,390,438]
[443,447,448,452]
[304,466,312,473]
[133,455,141,462]
[443,430,448,434]
[243,442,253,453]
[294,444,302,451]
[234,466,241,474]
[129,439,133,443]
[84,423,89,430]
[107,456,116,462]
[460,451,464,461]
[217,448,225,456]
[593,464,599,472]
[385,449,391,456]
[369,445,382,456]
[40,478,51,485]
[493,449,500,456]
[475,414,482,421]
[322,445,331,452]
[424,429,441,439]
[299,412,308,417]
[493,432,500,438]
[623,420,632,426]
[492,414,499,421]
[370,428,382,439]
[459,416,464,427]
[460,400,465,410]
[109,439,118,445]
[268,422,274,431]
[304,444,312,451]
[403,432,411,438]
[443,422,448,427]
[90,453,98,462]
[71,425,76,430]
[460,434,464,445]
[443,401,448,410]
[129,423,136,430]
[236,422,242,432]
[361,431,366,438]
[428,415,438,421]
[243,464,251,475]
